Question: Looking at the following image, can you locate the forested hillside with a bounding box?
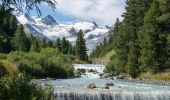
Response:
[91,0,170,78]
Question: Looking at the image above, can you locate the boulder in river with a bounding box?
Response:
[74,71,81,77]
[76,68,86,74]
[102,73,109,79]
[115,75,125,80]
[106,82,114,86]
[87,83,96,89]
[105,85,109,89]
[108,77,114,80]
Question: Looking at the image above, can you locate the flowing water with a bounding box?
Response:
[38,64,170,100]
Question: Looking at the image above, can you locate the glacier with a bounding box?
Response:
[16,14,110,54]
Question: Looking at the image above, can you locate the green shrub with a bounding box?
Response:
[0,75,54,100]
[0,60,17,78]
[17,59,42,78]
[7,48,74,79]
[104,61,120,76]
[0,53,6,60]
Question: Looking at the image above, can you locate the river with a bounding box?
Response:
[38,64,170,100]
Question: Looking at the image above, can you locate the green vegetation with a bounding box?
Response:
[75,30,88,61]
[0,60,17,78]
[0,58,54,100]
[6,48,74,79]
[0,75,54,100]
[0,6,87,99]
[91,0,170,79]
[140,72,170,81]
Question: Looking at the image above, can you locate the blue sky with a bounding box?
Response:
[29,0,126,26]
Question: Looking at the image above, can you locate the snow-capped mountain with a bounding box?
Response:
[16,14,110,54]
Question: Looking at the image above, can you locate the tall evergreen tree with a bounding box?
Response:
[30,38,40,52]
[40,38,47,48]
[13,25,28,51]
[122,0,153,75]
[61,37,69,54]
[75,30,88,61]
[47,40,54,48]
[55,38,61,52]
[139,0,167,73]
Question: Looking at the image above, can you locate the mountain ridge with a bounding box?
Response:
[16,14,110,54]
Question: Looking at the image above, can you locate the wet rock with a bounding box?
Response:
[88,69,97,73]
[108,77,114,80]
[102,74,109,79]
[105,86,109,89]
[76,68,86,74]
[106,82,114,86]
[87,83,96,89]
[74,71,81,77]
[99,73,104,79]
[115,75,125,79]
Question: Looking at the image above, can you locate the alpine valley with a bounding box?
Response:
[16,14,110,54]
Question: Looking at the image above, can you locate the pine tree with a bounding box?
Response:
[139,0,167,73]
[47,40,54,48]
[158,0,170,68]
[40,38,47,48]
[13,25,28,51]
[30,38,40,52]
[122,0,153,75]
[75,30,88,61]
[127,42,140,78]
[55,38,61,52]
[61,37,68,54]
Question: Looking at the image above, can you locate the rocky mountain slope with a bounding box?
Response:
[16,14,110,54]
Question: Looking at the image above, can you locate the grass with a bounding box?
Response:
[140,72,170,81]
[92,50,116,64]
[0,60,18,76]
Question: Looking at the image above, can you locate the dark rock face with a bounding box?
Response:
[24,24,48,40]
[87,83,96,89]
[92,21,98,28]
[24,13,35,23]
[69,27,77,36]
[42,15,58,25]
[87,34,96,40]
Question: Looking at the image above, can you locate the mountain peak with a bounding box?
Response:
[42,15,58,25]
[92,21,98,28]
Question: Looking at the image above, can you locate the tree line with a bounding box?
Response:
[91,0,170,78]
[0,6,88,62]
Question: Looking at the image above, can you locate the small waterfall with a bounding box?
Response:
[55,91,170,100]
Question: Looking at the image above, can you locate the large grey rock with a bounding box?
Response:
[74,71,81,77]
[102,74,109,79]
[105,85,109,89]
[87,83,96,89]
[106,82,114,86]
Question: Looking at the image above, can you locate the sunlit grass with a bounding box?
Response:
[92,50,116,63]
[0,60,18,77]
[140,72,170,81]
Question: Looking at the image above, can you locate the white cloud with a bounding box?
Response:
[55,0,125,26]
